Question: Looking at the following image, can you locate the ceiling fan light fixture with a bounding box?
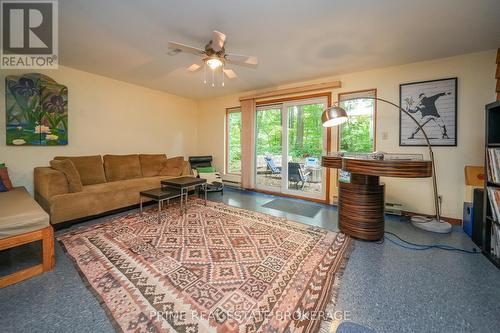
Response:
[169,30,257,88]
[206,57,223,70]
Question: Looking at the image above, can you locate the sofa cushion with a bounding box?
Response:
[50,159,83,193]
[103,154,142,182]
[159,156,184,176]
[139,154,168,177]
[49,175,178,224]
[0,187,50,239]
[54,155,106,185]
[0,167,13,190]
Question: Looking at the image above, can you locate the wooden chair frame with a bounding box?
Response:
[0,226,55,288]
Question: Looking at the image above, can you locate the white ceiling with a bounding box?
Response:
[59,0,500,100]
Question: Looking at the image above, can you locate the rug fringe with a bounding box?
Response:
[57,239,125,333]
[318,237,354,333]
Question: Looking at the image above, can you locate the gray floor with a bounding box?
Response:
[1,188,499,333]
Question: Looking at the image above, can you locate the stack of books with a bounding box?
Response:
[487,187,500,221]
[487,186,500,257]
[487,148,500,183]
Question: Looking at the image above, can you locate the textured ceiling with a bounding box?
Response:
[59,0,500,100]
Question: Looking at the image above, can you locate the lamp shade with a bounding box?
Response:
[321,106,348,127]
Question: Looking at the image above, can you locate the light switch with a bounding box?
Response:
[382,131,389,140]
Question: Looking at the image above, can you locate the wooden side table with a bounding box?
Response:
[322,156,432,241]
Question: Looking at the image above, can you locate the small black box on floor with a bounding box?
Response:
[472,188,484,247]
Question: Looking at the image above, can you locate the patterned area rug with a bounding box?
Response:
[58,199,351,333]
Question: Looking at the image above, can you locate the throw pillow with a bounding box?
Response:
[0,167,13,190]
[50,159,83,193]
[54,155,106,185]
[0,163,5,168]
[159,156,184,176]
[197,166,216,173]
[0,179,8,192]
[139,154,168,177]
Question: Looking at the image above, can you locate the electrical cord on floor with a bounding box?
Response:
[381,231,480,254]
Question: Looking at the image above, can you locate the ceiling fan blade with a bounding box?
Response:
[223,68,237,79]
[225,53,258,67]
[168,41,204,56]
[212,30,226,52]
[187,63,201,72]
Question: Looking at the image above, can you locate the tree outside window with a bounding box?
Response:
[339,90,376,153]
[226,109,241,174]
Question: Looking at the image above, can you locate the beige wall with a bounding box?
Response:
[1,65,199,194]
[198,50,497,219]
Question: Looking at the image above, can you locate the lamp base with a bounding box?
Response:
[410,216,452,234]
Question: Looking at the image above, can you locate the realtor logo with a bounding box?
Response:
[1,0,58,68]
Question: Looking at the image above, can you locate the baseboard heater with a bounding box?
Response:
[385,202,403,216]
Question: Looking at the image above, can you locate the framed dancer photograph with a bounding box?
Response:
[399,77,457,146]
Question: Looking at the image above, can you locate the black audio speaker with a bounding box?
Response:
[472,188,484,247]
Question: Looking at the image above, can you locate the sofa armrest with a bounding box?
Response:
[34,167,69,211]
[182,161,191,176]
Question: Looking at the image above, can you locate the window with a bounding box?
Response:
[338,90,377,152]
[226,107,242,174]
[254,95,328,199]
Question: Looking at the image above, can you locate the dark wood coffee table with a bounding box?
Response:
[140,187,182,222]
[161,177,207,214]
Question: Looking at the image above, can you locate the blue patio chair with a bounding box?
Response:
[264,156,282,178]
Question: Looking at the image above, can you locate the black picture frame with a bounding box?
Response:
[399,77,457,146]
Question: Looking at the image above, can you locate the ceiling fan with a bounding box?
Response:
[168,30,258,86]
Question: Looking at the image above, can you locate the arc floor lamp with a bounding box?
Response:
[322,96,452,234]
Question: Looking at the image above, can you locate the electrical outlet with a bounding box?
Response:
[382,131,389,140]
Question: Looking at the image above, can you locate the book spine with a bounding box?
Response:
[487,187,499,221]
[494,191,500,222]
[488,149,493,183]
[494,149,500,183]
[488,149,500,183]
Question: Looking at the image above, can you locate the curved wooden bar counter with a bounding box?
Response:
[322,156,432,241]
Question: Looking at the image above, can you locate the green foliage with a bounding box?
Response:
[287,104,323,159]
[228,112,242,173]
[339,99,374,153]
[256,107,282,156]
[340,116,373,152]
[255,103,324,161]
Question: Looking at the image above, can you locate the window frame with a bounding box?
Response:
[337,89,378,152]
[225,107,242,175]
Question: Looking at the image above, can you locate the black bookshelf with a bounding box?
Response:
[483,100,500,269]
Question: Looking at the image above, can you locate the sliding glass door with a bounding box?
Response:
[255,97,327,200]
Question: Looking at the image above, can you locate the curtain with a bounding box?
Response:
[240,99,256,189]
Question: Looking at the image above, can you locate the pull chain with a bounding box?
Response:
[203,64,207,84]
[222,63,225,87]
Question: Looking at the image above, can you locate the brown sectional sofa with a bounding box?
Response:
[34,154,190,225]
